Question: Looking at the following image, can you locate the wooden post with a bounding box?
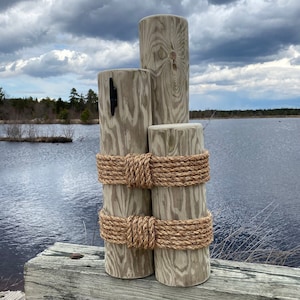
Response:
[148,123,210,287]
[98,69,153,278]
[139,15,189,124]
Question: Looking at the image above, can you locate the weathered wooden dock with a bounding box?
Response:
[24,242,300,300]
[0,291,25,300]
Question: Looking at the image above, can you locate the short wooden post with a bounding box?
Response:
[148,123,210,287]
[139,15,189,124]
[98,69,153,278]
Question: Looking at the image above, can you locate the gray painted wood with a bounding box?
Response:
[24,242,300,300]
[148,123,210,287]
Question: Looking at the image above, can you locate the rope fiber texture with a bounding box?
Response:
[99,209,213,250]
[96,150,210,188]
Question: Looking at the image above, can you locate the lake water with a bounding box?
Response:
[0,119,300,290]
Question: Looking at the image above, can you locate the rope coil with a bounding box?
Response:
[99,209,213,250]
[96,150,210,188]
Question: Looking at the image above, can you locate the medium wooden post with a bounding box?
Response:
[139,15,189,124]
[148,123,210,287]
[98,69,153,278]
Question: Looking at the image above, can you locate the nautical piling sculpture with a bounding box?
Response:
[97,15,213,286]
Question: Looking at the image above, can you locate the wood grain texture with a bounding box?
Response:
[0,291,25,300]
[24,242,300,300]
[139,15,189,124]
[148,123,210,287]
[98,69,154,278]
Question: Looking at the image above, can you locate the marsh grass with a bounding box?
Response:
[1,124,74,142]
[210,202,300,267]
[0,275,23,292]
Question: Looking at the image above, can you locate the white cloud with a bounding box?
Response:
[73,37,139,70]
[0,49,88,78]
[1,0,300,108]
[190,46,300,100]
[0,38,139,80]
[0,0,53,53]
[188,0,300,64]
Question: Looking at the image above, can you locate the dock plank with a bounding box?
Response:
[0,291,25,300]
[24,242,300,300]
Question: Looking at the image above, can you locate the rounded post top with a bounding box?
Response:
[139,14,187,23]
[98,68,150,76]
[148,123,203,131]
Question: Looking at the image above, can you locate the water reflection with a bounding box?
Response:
[0,120,299,290]
[0,125,103,290]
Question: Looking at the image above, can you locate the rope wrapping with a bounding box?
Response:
[99,209,213,250]
[96,150,210,188]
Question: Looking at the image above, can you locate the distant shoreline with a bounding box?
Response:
[0,115,300,124]
[191,114,300,120]
[0,119,99,125]
[190,108,300,119]
[0,136,72,143]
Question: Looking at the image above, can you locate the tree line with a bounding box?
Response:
[0,87,98,123]
[190,108,300,119]
[1,87,299,123]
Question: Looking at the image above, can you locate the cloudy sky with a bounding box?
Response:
[1,0,300,110]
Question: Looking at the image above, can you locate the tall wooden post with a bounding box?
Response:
[98,69,154,278]
[139,15,189,124]
[148,123,210,287]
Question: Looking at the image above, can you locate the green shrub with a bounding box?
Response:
[58,109,69,122]
[80,109,90,123]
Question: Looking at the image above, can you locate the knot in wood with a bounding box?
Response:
[126,215,156,249]
[125,153,153,188]
[170,51,177,61]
